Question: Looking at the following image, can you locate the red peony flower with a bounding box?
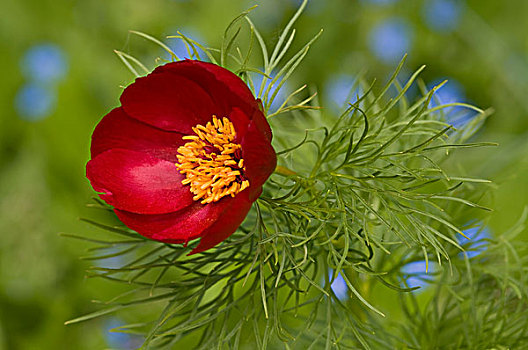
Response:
[86,60,276,254]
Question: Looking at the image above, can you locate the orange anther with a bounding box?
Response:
[176,116,249,204]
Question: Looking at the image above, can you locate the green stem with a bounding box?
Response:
[343,268,370,322]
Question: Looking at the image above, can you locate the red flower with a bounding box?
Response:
[86,60,276,254]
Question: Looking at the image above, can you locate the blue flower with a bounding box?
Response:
[423,0,463,32]
[458,224,491,259]
[250,71,288,112]
[93,247,125,269]
[401,260,436,291]
[429,78,476,127]
[369,18,413,64]
[15,83,56,121]
[104,318,143,349]
[324,74,362,111]
[21,44,68,84]
[323,269,349,301]
[165,28,207,61]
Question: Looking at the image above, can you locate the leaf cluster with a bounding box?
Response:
[67,1,528,349]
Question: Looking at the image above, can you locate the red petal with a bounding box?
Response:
[228,107,250,143]
[86,149,193,214]
[241,119,277,191]
[189,192,254,254]
[114,197,232,243]
[250,107,273,142]
[120,72,218,134]
[153,60,258,118]
[91,107,185,162]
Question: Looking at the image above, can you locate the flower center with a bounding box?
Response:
[176,116,250,204]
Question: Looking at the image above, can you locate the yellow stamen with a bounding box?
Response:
[176,116,250,204]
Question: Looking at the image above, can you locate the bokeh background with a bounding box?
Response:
[1,0,528,348]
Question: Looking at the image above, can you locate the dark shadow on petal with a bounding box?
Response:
[115,196,233,244]
[189,191,253,254]
[91,107,186,162]
[120,72,218,134]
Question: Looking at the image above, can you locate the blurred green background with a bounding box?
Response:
[1,0,527,348]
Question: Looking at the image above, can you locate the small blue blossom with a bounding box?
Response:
[21,44,68,83]
[328,269,349,301]
[15,83,56,121]
[423,0,463,32]
[401,260,436,291]
[324,74,362,111]
[92,246,140,269]
[164,28,206,61]
[104,318,143,349]
[93,251,124,270]
[251,72,288,112]
[430,78,464,107]
[458,224,491,259]
[429,78,476,127]
[369,18,412,64]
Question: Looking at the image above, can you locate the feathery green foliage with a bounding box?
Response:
[67,1,528,349]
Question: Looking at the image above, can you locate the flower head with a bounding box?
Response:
[86,60,276,254]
